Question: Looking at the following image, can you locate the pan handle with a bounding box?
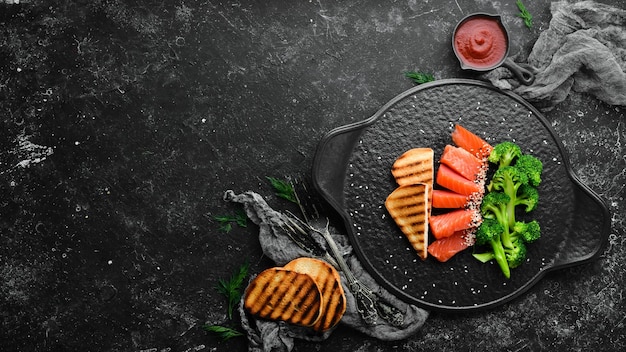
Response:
[501,58,535,85]
[311,124,365,208]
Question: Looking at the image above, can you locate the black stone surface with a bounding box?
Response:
[0,1,624,351]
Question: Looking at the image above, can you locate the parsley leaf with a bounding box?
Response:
[214,209,247,233]
[516,0,533,29]
[203,324,244,341]
[266,176,297,203]
[216,262,249,319]
[405,71,435,85]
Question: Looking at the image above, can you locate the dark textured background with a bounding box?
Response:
[0,1,624,351]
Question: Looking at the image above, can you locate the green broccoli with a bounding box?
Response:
[487,166,529,230]
[473,218,510,278]
[505,220,541,269]
[472,141,544,278]
[512,220,541,244]
[487,165,528,195]
[515,154,543,186]
[480,191,511,224]
[475,217,504,246]
[477,191,527,277]
[488,141,522,168]
[504,240,527,269]
[514,183,539,213]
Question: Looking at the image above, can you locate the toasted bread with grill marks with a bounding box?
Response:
[391,148,434,212]
[244,267,323,327]
[385,183,430,260]
[391,147,434,186]
[283,257,346,332]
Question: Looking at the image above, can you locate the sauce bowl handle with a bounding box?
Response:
[501,57,535,85]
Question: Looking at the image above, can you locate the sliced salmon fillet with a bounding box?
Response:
[428,230,473,262]
[451,124,493,159]
[440,144,485,181]
[432,189,468,208]
[429,208,479,240]
[436,164,483,196]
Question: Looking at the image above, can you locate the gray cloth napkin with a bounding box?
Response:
[224,190,429,352]
[483,0,626,111]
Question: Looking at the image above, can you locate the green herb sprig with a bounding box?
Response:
[516,0,533,29]
[266,176,297,203]
[214,209,247,233]
[204,262,249,341]
[216,261,250,319]
[405,71,435,85]
[203,324,244,341]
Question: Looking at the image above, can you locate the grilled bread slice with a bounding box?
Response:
[391,147,434,187]
[385,183,430,260]
[283,257,347,332]
[391,148,434,213]
[244,267,323,327]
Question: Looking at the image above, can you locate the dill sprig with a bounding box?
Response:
[214,209,247,233]
[516,0,533,29]
[216,262,249,319]
[405,71,435,85]
[266,176,297,203]
[203,324,244,341]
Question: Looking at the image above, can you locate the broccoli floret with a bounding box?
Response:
[512,220,541,243]
[475,218,504,246]
[515,154,543,187]
[488,141,522,168]
[515,183,539,212]
[487,165,528,195]
[473,218,510,278]
[487,166,529,230]
[480,191,517,251]
[480,191,511,223]
[504,240,527,269]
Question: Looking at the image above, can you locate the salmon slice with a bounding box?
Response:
[440,144,485,181]
[428,230,474,262]
[432,189,468,208]
[436,164,483,196]
[451,124,493,159]
[429,208,479,240]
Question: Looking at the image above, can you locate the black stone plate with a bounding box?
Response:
[312,79,610,312]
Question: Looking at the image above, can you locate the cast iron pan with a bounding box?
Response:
[312,79,610,312]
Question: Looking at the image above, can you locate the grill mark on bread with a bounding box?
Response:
[282,257,347,331]
[392,168,432,184]
[245,258,347,331]
[391,148,434,217]
[391,148,434,187]
[281,272,318,325]
[321,279,345,329]
[315,266,337,329]
[293,277,320,324]
[385,183,430,259]
[244,268,323,327]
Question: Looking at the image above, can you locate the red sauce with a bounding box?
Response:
[453,16,508,69]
